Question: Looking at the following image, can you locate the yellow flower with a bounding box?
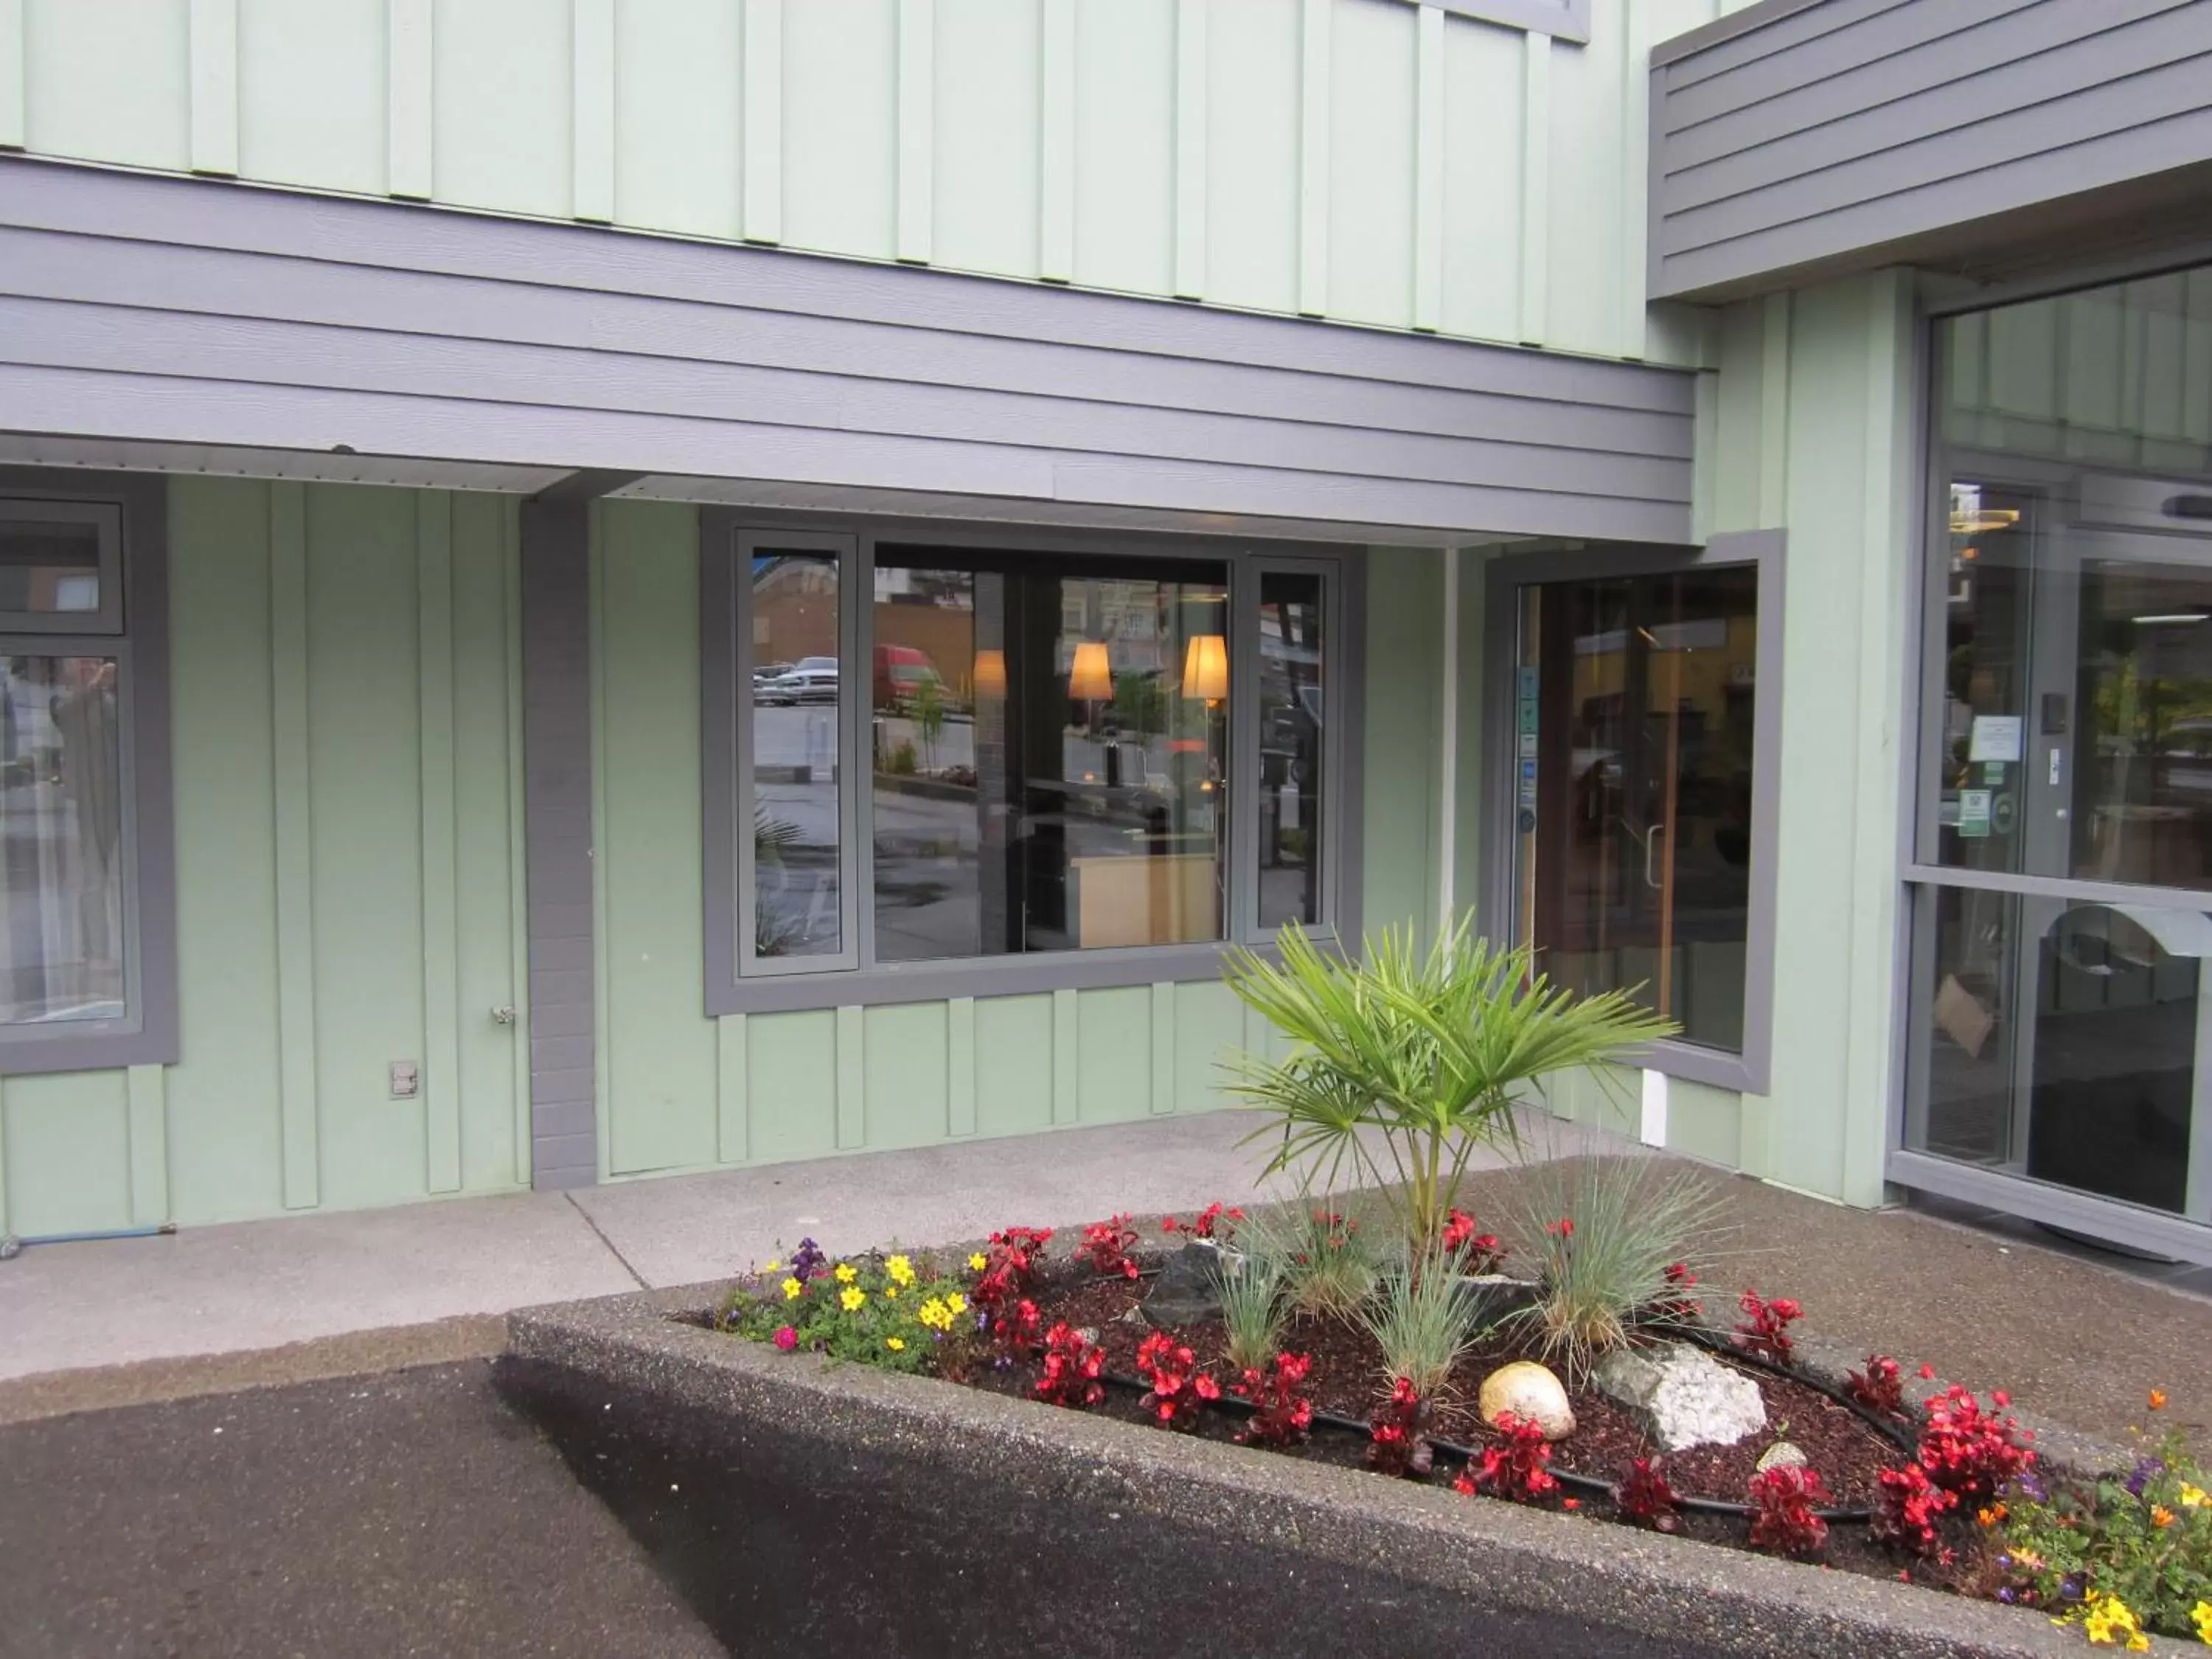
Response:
[781,1277,804,1301]
[946,1293,967,1315]
[2081,1593,2149,1651]
[835,1263,858,1284]
[883,1285,898,1299]
[917,1297,949,1330]
[886,1337,905,1352]
[2189,1600,2211,1644]
[968,1253,989,1273]
[2180,1484,2209,1509]
[839,1286,866,1312]
[886,1254,916,1286]
[762,1259,781,1273]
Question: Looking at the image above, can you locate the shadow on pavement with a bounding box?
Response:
[497,1354,1716,1659]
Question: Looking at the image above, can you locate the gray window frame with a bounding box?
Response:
[0,469,178,1074]
[1477,531,1786,1095]
[701,509,1365,1018]
[1891,265,2212,1256]
[0,498,125,635]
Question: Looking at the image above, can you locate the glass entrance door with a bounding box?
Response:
[1510,564,1761,1054]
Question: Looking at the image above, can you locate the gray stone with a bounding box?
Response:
[1593,1340,1767,1453]
[1140,1241,1229,1329]
[1451,1273,1540,1332]
[1754,1441,1807,1474]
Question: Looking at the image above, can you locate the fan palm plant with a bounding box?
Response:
[1222,917,1676,1264]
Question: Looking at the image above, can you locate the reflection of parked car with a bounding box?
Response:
[752,660,793,686]
[759,656,840,706]
[873,644,945,711]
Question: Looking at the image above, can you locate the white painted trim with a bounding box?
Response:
[1640,1068,1668,1149]
[1438,546,1458,932]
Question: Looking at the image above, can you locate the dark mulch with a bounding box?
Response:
[950,1269,1997,1596]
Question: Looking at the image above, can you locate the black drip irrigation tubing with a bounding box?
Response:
[1092,1331,1920,1524]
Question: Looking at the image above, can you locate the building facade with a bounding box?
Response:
[1,0,2208,1263]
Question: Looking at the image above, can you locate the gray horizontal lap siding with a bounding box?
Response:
[1649,0,2212,301]
[0,159,1691,545]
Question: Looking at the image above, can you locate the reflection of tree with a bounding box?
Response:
[913,675,945,771]
[1110,670,1166,738]
[2091,655,2212,756]
[754,804,804,958]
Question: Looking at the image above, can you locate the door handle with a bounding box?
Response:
[490,1006,517,1026]
[1644,823,1666,891]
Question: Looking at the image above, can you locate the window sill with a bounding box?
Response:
[0,1024,177,1077]
[707,931,1335,1017]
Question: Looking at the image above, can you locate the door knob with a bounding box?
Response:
[490,1006,517,1026]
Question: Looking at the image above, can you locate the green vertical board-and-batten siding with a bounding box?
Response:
[589,500,1442,1180]
[1,0,1757,364]
[0,478,528,1238]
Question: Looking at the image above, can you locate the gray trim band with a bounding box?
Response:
[1888,1148,2212,1267]
[1477,531,1785,1098]
[519,493,599,1191]
[0,156,1694,547]
[0,466,178,1077]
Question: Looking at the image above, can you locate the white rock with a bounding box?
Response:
[1755,1441,1807,1473]
[1593,1341,1767,1453]
[1477,1360,1576,1441]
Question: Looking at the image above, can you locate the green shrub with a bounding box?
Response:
[1224,917,1675,1264]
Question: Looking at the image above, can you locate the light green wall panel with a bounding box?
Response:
[862,1002,950,1150]
[594,499,718,1176]
[1,1071,132,1237]
[22,0,188,171]
[1075,985,1152,1126]
[973,994,1054,1141]
[1360,548,1444,949]
[164,476,286,1223]
[1666,1076,1742,1172]
[306,486,431,1210]
[611,0,742,241]
[1439,15,1524,344]
[780,0,895,260]
[745,1009,840,1165]
[432,0,572,220]
[1327,0,1416,329]
[1203,0,1300,317]
[452,493,527,1192]
[1071,0,1174,298]
[1173,978,1243,1115]
[6,0,1733,361]
[931,0,1040,281]
[236,0,385,194]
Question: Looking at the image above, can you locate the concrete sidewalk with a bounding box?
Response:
[0,1107,1617,1391]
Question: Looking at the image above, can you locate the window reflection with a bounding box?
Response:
[749,552,842,959]
[1257,571,1324,929]
[870,549,1229,959]
[0,655,125,1023]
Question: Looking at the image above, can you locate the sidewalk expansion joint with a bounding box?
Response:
[566,1194,650,1291]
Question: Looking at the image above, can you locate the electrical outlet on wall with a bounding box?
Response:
[389,1060,420,1099]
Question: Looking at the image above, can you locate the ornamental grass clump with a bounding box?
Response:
[1216,1244,1290,1377]
[1240,1190,1377,1324]
[1224,918,1675,1262]
[1357,1246,1479,1404]
[1500,1155,1729,1379]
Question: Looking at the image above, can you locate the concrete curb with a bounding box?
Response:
[505,1287,2105,1659]
[0,1314,508,1427]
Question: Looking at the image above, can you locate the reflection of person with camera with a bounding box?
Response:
[49,657,123,996]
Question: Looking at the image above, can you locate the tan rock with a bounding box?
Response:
[1477,1360,1575,1441]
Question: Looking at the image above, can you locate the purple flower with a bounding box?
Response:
[2013,1472,2045,1503]
[2059,1576,2083,1602]
[1997,1587,2016,1604]
[790,1237,827,1281]
[2124,1457,2165,1498]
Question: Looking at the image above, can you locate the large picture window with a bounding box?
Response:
[704,518,1357,1013]
[0,474,175,1074]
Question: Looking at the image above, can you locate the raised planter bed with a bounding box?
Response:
[504,1278,2107,1659]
